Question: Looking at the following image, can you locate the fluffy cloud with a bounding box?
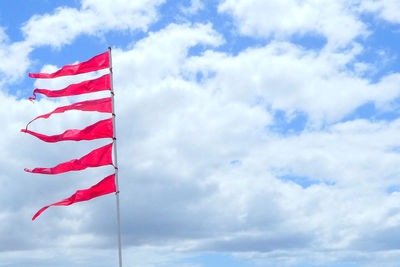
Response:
[226,118,400,264]
[79,22,400,265]
[100,22,400,266]
[0,28,32,82]
[0,0,166,84]
[218,0,366,48]
[181,0,205,15]
[114,23,224,88]
[22,0,165,48]
[360,0,400,23]
[186,41,400,126]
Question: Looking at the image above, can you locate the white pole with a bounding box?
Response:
[109,46,123,267]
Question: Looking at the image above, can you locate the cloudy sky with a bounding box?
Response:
[1,0,400,266]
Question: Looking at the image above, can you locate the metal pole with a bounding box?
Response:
[109,46,123,267]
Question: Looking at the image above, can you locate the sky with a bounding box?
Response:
[1,0,400,266]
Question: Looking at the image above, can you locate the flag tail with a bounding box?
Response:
[28,74,110,101]
[32,174,116,220]
[21,118,113,142]
[29,51,109,79]
[25,143,113,174]
[26,97,112,129]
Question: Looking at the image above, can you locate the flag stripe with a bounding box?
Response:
[21,118,113,142]
[26,97,112,129]
[25,143,113,174]
[32,174,116,220]
[29,51,109,79]
[29,74,110,101]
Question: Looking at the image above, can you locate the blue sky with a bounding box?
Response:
[2,0,400,266]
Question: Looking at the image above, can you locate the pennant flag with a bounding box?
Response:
[32,174,116,220]
[29,74,110,101]
[26,97,112,129]
[21,118,113,142]
[24,48,121,264]
[29,51,109,79]
[25,143,113,174]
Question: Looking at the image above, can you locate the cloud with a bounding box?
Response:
[0,28,32,82]
[186,40,400,126]
[75,22,400,265]
[218,0,367,49]
[0,0,166,84]
[0,246,204,267]
[181,0,205,15]
[113,23,224,89]
[360,0,400,23]
[21,0,165,48]
[179,117,400,263]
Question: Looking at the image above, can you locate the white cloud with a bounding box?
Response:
[185,41,400,126]
[96,22,400,265]
[0,28,32,82]
[218,0,366,49]
[22,0,165,48]
[100,22,400,266]
[0,246,204,267]
[81,0,164,31]
[0,0,165,84]
[113,22,224,90]
[172,117,400,265]
[181,0,204,15]
[360,0,400,23]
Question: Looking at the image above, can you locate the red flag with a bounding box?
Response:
[26,97,112,129]
[29,51,109,79]
[29,74,110,101]
[32,174,116,220]
[25,143,113,174]
[21,118,113,142]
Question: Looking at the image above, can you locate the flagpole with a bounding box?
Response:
[109,46,123,267]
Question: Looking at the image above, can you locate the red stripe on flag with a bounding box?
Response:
[29,74,110,101]
[29,51,109,79]
[25,143,113,174]
[26,97,112,129]
[32,174,116,220]
[21,118,113,142]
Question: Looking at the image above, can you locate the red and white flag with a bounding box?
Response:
[21,118,113,142]
[26,97,112,128]
[23,50,119,221]
[32,174,116,221]
[29,74,110,101]
[29,51,109,79]
[25,143,113,175]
